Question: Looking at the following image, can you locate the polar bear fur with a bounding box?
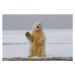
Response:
[25,22,46,57]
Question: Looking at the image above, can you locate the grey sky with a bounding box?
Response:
[3,14,73,30]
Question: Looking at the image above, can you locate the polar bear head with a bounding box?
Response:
[33,22,43,31]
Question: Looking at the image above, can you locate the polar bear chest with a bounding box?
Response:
[32,32,43,45]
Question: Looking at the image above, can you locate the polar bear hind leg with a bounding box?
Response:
[37,46,46,57]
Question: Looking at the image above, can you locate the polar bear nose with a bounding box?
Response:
[37,26,39,28]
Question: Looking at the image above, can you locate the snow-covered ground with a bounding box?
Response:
[2,29,73,58]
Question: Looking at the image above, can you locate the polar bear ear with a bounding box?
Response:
[33,23,35,24]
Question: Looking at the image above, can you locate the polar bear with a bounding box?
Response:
[25,22,46,57]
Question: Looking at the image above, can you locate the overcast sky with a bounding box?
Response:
[3,14,73,30]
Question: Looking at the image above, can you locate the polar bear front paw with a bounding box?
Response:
[37,39,44,44]
[25,32,30,37]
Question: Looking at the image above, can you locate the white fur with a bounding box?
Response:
[25,22,46,57]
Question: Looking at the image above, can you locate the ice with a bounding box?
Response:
[2,29,73,58]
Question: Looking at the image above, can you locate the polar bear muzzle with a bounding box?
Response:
[37,26,39,28]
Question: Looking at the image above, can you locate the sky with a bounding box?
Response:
[3,14,73,30]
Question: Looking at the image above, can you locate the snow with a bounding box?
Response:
[3,29,73,58]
